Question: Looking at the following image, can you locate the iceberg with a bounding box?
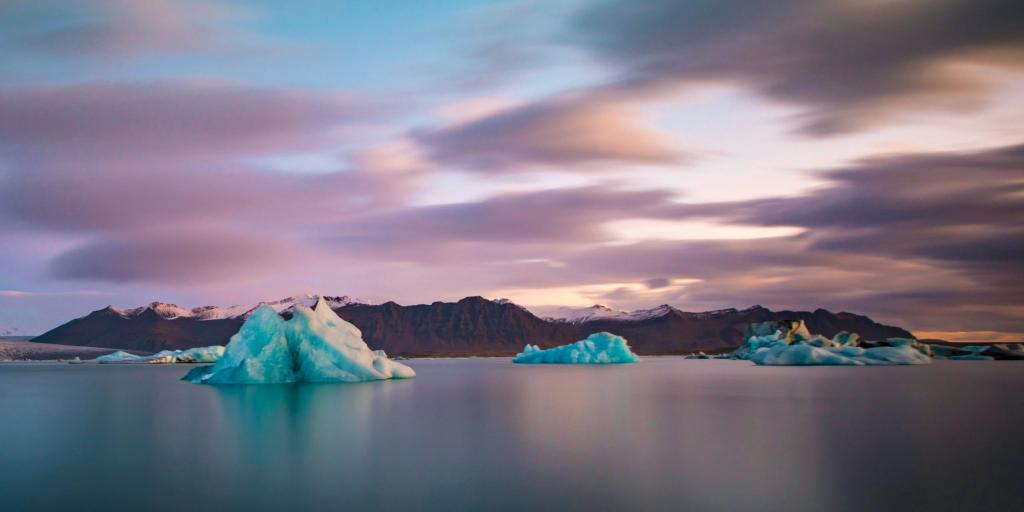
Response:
[733,320,932,366]
[96,350,143,363]
[930,342,1024,360]
[513,332,640,364]
[96,346,224,364]
[183,301,415,384]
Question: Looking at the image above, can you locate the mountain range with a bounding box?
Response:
[32,294,914,356]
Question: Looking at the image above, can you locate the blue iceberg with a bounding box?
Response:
[184,301,415,384]
[734,320,932,366]
[514,332,640,364]
[96,350,142,363]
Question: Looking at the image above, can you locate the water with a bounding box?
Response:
[1,358,1022,511]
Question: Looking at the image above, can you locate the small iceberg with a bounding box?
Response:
[732,320,932,366]
[96,346,225,364]
[513,332,640,364]
[183,301,415,384]
[930,343,1024,361]
[96,350,142,363]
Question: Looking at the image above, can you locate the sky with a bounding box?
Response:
[0,0,1022,340]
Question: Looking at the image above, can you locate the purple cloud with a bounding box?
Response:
[0,82,411,233]
[0,83,364,158]
[415,95,682,171]
[571,0,1024,134]
[50,229,298,283]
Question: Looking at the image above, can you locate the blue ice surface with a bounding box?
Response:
[514,332,641,364]
[735,320,932,366]
[95,351,141,363]
[183,302,415,384]
[96,346,224,364]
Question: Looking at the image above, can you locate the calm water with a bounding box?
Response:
[1,358,1022,511]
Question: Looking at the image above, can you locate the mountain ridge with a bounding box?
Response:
[33,294,914,356]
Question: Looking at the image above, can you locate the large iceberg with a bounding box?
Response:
[514,332,640,364]
[96,346,224,364]
[732,320,932,366]
[183,301,415,384]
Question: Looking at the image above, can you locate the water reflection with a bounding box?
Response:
[1,360,1022,511]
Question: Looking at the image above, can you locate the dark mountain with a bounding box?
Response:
[33,305,244,352]
[332,297,579,356]
[33,295,913,356]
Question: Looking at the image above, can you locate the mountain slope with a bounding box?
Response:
[33,295,913,355]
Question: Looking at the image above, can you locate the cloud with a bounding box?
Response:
[643,277,671,289]
[0,162,407,233]
[0,290,110,298]
[0,81,420,288]
[674,143,1024,269]
[570,0,1024,134]
[318,142,1024,335]
[50,229,298,283]
[2,0,253,59]
[0,82,411,233]
[415,94,682,171]
[557,143,1024,332]
[0,82,365,159]
[331,186,682,258]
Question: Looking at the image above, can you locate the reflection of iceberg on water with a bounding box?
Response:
[184,301,415,384]
[732,320,932,366]
[514,332,640,364]
[96,346,224,364]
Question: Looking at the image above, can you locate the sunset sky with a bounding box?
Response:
[1,0,1022,339]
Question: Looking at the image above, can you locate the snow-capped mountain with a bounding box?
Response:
[34,295,914,356]
[110,294,365,321]
[536,304,677,324]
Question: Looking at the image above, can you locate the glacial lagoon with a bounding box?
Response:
[1,358,1022,511]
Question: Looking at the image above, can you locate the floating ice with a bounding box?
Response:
[96,346,225,364]
[96,350,142,363]
[733,320,932,366]
[513,332,640,364]
[183,301,415,384]
[930,343,1024,361]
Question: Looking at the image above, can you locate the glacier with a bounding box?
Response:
[732,320,932,366]
[513,332,640,364]
[183,300,415,384]
[96,346,224,364]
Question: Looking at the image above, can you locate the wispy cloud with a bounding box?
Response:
[0,290,111,298]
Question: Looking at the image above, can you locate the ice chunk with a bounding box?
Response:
[749,343,931,366]
[930,343,1024,360]
[513,332,640,364]
[96,346,224,364]
[174,345,225,363]
[287,302,416,382]
[96,350,143,363]
[184,302,415,384]
[734,320,932,366]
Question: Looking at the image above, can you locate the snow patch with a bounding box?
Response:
[106,294,365,321]
[537,304,675,324]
